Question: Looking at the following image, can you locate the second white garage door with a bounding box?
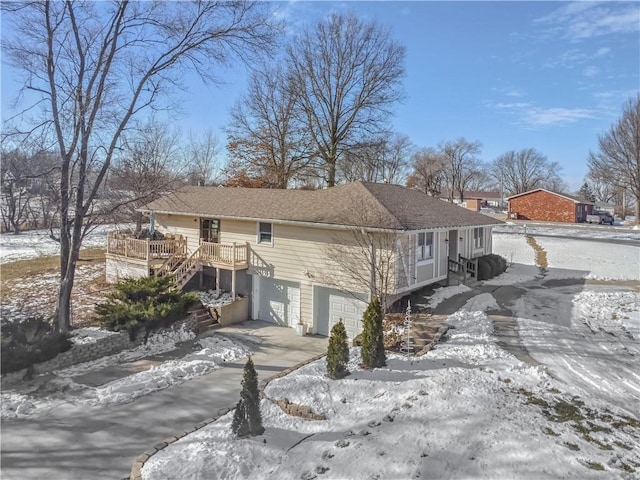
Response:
[314,286,368,339]
[255,277,300,326]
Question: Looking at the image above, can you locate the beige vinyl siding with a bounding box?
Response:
[105,256,148,282]
[156,214,200,252]
[220,219,372,326]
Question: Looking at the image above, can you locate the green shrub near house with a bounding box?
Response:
[326,320,350,379]
[95,276,198,342]
[360,297,386,369]
[477,254,508,281]
[1,317,72,375]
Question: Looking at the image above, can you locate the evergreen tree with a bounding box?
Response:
[326,320,350,379]
[231,356,264,437]
[577,181,596,203]
[360,297,386,368]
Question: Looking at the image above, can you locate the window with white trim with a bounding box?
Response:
[258,222,272,244]
[473,227,484,249]
[417,232,433,261]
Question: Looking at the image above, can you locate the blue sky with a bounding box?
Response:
[2,1,639,191]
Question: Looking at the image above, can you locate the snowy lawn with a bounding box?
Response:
[142,310,639,480]
[0,224,129,264]
[141,230,640,480]
[1,326,257,420]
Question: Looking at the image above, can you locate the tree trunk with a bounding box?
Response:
[56,277,74,332]
[327,160,336,187]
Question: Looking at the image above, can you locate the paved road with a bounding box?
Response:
[0,321,328,480]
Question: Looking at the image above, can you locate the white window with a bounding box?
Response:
[258,222,272,244]
[473,227,484,249]
[417,232,433,261]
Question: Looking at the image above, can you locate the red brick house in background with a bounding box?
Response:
[507,188,595,223]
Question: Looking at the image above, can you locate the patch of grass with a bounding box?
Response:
[0,247,105,282]
[564,442,580,451]
[613,440,632,450]
[500,378,512,384]
[586,421,612,434]
[548,387,561,394]
[542,426,559,436]
[585,461,604,471]
[621,463,636,473]
[526,236,548,268]
[518,388,550,408]
[549,400,584,423]
[612,415,640,429]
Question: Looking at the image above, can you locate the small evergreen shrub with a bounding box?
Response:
[1,317,72,374]
[95,276,198,342]
[231,356,264,437]
[360,297,386,369]
[326,320,350,379]
[477,254,508,280]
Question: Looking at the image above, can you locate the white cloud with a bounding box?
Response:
[583,65,600,78]
[595,47,611,57]
[493,102,597,127]
[535,2,640,41]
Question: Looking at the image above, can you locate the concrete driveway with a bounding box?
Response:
[0,321,328,480]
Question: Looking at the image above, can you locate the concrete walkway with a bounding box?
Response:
[0,321,328,480]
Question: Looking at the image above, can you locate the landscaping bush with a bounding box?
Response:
[477,254,508,280]
[360,297,386,369]
[231,356,264,437]
[326,320,349,379]
[95,276,198,342]
[1,317,72,374]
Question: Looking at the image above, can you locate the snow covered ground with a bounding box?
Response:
[0,224,131,264]
[1,326,255,420]
[141,229,640,480]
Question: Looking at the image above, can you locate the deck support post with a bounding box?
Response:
[231,269,236,301]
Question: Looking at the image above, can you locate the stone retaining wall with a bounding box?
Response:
[1,317,198,388]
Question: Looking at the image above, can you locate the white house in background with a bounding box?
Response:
[105,182,502,339]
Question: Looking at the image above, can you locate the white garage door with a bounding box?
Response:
[314,286,368,339]
[255,277,300,326]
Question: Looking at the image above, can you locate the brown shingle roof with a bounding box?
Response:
[506,188,595,205]
[142,182,502,231]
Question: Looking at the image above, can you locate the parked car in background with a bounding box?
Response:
[586,212,615,225]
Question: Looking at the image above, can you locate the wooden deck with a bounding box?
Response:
[106,232,248,270]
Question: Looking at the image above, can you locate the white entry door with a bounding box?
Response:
[256,277,300,326]
[314,286,367,339]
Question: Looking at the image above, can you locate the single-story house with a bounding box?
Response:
[105,182,502,339]
[438,190,503,209]
[507,188,595,223]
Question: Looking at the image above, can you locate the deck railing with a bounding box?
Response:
[106,232,186,261]
[199,241,248,267]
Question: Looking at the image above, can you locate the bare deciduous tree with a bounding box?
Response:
[322,199,399,311]
[490,148,564,196]
[186,129,220,186]
[339,133,413,185]
[226,64,314,188]
[2,0,278,331]
[287,12,405,187]
[0,147,59,233]
[587,95,640,221]
[110,120,184,232]
[440,138,483,202]
[406,147,446,195]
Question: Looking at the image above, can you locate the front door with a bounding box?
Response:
[200,218,220,243]
[448,230,458,260]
